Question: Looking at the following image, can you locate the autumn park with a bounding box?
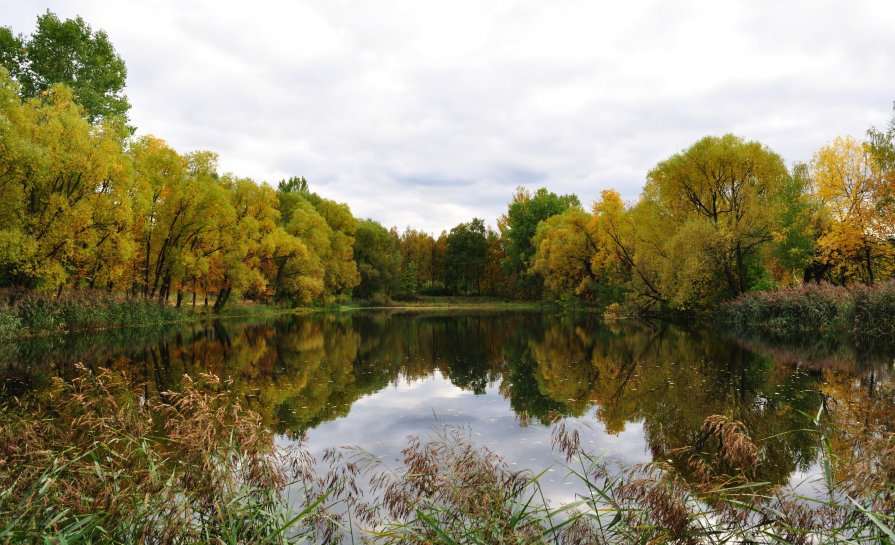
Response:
[1,6,894,545]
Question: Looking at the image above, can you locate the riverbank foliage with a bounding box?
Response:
[1,366,892,544]
[0,289,186,340]
[721,279,895,342]
[4,12,895,322]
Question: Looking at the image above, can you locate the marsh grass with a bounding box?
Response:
[0,366,330,544]
[323,414,894,544]
[720,280,895,345]
[0,289,186,340]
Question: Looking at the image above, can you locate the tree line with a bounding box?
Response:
[527,127,895,314]
[2,12,894,312]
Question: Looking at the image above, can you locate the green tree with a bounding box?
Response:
[353,220,399,299]
[500,187,579,298]
[0,29,25,82]
[0,11,130,123]
[768,163,822,284]
[445,218,489,295]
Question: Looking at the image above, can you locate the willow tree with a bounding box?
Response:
[135,149,232,301]
[530,206,600,300]
[0,78,132,290]
[305,195,360,296]
[594,190,670,311]
[644,134,790,298]
[277,180,359,299]
[208,176,281,309]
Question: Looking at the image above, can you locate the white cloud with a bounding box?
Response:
[5,0,894,232]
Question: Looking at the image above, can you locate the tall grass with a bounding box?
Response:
[0,366,329,544]
[720,280,895,344]
[330,415,894,544]
[0,289,186,341]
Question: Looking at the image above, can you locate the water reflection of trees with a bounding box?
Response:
[2,311,874,485]
[521,317,823,484]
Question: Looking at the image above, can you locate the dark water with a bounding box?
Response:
[2,310,888,499]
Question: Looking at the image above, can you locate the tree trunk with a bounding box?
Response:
[735,243,746,295]
[865,246,875,284]
[213,287,231,312]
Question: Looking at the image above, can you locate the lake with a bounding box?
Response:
[1,309,889,505]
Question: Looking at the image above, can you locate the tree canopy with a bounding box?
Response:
[1,11,130,123]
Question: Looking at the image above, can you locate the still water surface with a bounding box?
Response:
[2,310,888,499]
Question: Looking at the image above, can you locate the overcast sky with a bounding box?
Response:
[4,1,894,233]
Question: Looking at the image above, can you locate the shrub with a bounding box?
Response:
[719,280,895,344]
[0,309,21,342]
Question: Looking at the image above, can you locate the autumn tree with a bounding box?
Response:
[396,228,437,291]
[531,206,600,300]
[811,136,894,284]
[305,194,360,296]
[480,229,507,296]
[206,176,282,309]
[277,178,359,299]
[132,148,232,302]
[644,134,791,299]
[0,76,132,291]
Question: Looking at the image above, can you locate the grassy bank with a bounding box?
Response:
[0,290,313,342]
[0,290,553,342]
[719,280,895,344]
[328,295,556,312]
[2,367,892,544]
[0,290,187,341]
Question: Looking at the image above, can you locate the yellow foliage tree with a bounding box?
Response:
[531,207,599,299]
[0,76,132,290]
[811,135,894,283]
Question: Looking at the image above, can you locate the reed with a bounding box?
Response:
[0,289,186,340]
[0,366,327,544]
